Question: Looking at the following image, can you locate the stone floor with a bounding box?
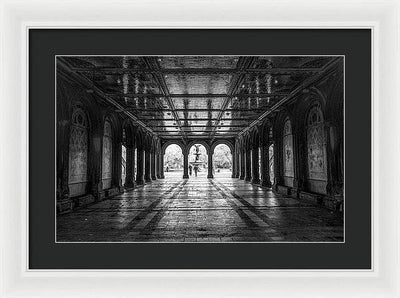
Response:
[57,171,344,242]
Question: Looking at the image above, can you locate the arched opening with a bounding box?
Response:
[134,147,137,178]
[212,144,232,178]
[121,128,127,186]
[258,147,262,181]
[306,103,327,194]
[164,144,183,179]
[188,144,208,178]
[102,119,113,190]
[269,144,274,184]
[282,117,294,187]
[68,107,89,197]
[121,144,127,185]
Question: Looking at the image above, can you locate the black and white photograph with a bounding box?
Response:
[56,55,344,243]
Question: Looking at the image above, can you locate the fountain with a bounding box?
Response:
[189,145,206,175]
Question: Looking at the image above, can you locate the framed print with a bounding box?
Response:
[1,0,400,297]
[35,30,355,270]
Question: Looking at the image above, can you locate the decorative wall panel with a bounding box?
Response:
[282,118,294,178]
[102,120,113,190]
[68,108,88,196]
[306,105,327,182]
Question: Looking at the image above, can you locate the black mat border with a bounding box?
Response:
[29,29,371,269]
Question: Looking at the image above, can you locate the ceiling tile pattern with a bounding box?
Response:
[59,56,336,139]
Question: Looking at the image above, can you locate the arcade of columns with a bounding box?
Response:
[57,66,343,214]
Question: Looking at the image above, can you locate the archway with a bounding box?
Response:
[102,119,113,190]
[68,107,89,197]
[188,144,208,178]
[121,143,127,185]
[212,144,232,178]
[269,144,275,184]
[164,144,183,179]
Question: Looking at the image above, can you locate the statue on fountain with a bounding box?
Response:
[190,144,204,177]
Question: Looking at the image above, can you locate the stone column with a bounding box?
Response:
[156,153,161,179]
[239,150,245,180]
[89,129,103,201]
[151,152,157,180]
[159,152,165,179]
[231,148,236,178]
[273,139,280,190]
[135,148,145,185]
[56,119,72,211]
[244,149,252,181]
[235,149,240,178]
[207,153,214,178]
[124,145,135,189]
[183,151,189,179]
[113,141,123,192]
[144,149,152,182]
[260,144,272,187]
[251,147,260,184]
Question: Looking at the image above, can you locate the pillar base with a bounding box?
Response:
[183,174,189,179]
[124,182,135,189]
[239,175,245,180]
[136,179,145,185]
[160,174,165,179]
[156,174,161,179]
[261,179,272,188]
[245,177,252,182]
[252,178,260,184]
[207,174,214,179]
[151,176,157,180]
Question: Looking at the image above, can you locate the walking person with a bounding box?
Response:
[189,165,192,176]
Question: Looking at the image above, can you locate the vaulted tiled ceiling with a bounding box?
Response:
[58,56,338,140]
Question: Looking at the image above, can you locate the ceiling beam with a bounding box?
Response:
[119,108,268,112]
[238,57,343,136]
[142,118,254,121]
[106,92,289,98]
[57,58,156,136]
[142,57,186,142]
[73,67,321,75]
[150,125,247,128]
[209,57,256,140]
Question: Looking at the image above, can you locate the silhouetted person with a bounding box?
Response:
[194,165,199,177]
[166,166,169,172]
[189,165,192,176]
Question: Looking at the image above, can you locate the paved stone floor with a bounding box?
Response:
[57,171,344,242]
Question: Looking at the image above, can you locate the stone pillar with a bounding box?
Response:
[151,152,157,180]
[273,139,280,190]
[260,144,272,187]
[183,152,189,179]
[231,148,236,178]
[244,149,252,181]
[113,141,123,192]
[89,129,103,200]
[56,119,72,211]
[124,145,135,189]
[159,152,165,179]
[239,151,245,180]
[144,149,152,182]
[235,149,240,178]
[251,147,260,184]
[135,148,145,185]
[156,153,161,179]
[207,153,214,178]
